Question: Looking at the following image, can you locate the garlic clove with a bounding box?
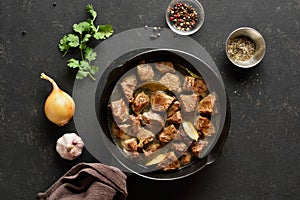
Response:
[56,133,84,160]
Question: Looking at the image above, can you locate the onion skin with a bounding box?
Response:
[41,73,75,126]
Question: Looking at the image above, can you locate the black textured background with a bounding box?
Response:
[0,0,299,199]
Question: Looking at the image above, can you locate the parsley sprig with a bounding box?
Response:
[58,4,113,80]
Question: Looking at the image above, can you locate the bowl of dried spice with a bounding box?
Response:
[225,27,266,68]
[165,0,205,35]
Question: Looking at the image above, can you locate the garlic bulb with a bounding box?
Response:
[56,133,84,160]
[40,73,75,126]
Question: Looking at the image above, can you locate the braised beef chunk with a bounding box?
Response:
[111,98,129,123]
[137,63,155,81]
[141,110,165,133]
[167,100,180,117]
[159,73,182,93]
[182,76,195,92]
[151,91,175,112]
[194,116,215,136]
[155,62,175,73]
[143,142,160,157]
[191,140,208,157]
[167,110,182,125]
[181,151,192,166]
[158,124,178,143]
[120,73,137,102]
[136,128,155,148]
[198,93,218,115]
[119,115,141,136]
[111,123,131,140]
[122,138,138,152]
[183,76,207,95]
[174,129,193,144]
[193,78,208,95]
[122,138,140,160]
[167,101,180,117]
[123,149,139,160]
[132,92,150,114]
[171,142,188,155]
[180,94,198,113]
[157,151,180,171]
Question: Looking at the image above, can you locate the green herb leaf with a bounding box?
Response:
[85,50,97,62]
[93,24,113,40]
[82,33,92,43]
[87,18,97,32]
[58,35,69,52]
[67,34,79,47]
[73,22,91,34]
[86,4,97,20]
[84,47,93,58]
[76,70,89,79]
[79,60,90,70]
[67,58,80,68]
[79,43,87,50]
[90,66,99,75]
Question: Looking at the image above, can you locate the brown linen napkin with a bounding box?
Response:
[37,162,127,200]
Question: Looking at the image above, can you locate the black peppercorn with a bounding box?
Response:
[168,2,198,32]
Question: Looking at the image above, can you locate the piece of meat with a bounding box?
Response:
[137,63,155,81]
[128,115,141,133]
[167,101,180,117]
[110,98,129,123]
[174,129,193,145]
[141,110,165,133]
[122,138,138,152]
[155,62,175,73]
[158,124,178,143]
[122,138,140,160]
[193,78,208,96]
[167,110,182,125]
[191,140,208,157]
[181,151,192,166]
[120,73,137,102]
[182,76,195,92]
[171,142,188,156]
[151,91,175,112]
[194,116,215,136]
[123,149,140,160]
[159,73,182,93]
[198,93,218,115]
[157,151,180,171]
[118,115,141,136]
[180,94,198,113]
[143,142,160,157]
[183,76,208,95]
[111,122,131,140]
[132,91,150,114]
[136,128,155,148]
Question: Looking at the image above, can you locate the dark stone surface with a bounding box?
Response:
[0,0,299,199]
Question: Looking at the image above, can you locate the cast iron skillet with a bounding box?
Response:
[92,49,230,180]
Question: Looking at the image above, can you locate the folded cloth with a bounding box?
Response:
[37,163,127,200]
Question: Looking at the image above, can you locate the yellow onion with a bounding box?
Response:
[40,72,75,126]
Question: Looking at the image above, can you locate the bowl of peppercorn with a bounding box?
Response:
[166,0,205,35]
[225,27,266,68]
